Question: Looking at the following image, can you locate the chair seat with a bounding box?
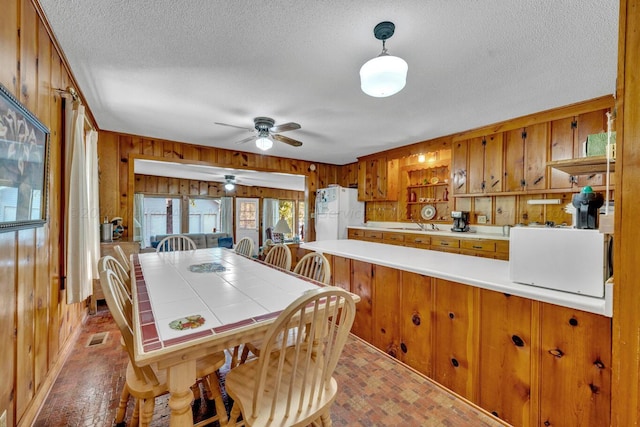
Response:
[226,348,338,427]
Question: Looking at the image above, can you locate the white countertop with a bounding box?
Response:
[302,239,612,317]
[348,224,510,241]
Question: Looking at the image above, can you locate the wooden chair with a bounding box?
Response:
[99,269,228,427]
[293,252,331,284]
[263,243,292,270]
[225,287,356,427]
[99,255,130,294]
[113,244,131,272]
[235,237,254,257]
[156,234,197,252]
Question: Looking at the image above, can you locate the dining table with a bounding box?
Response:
[130,247,354,427]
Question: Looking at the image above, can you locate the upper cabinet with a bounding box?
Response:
[357,156,399,201]
[468,133,504,194]
[503,123,548,192]
[451,140,468,195]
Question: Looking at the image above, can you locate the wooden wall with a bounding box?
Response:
[98,131,355,243]
[0,1,86,426]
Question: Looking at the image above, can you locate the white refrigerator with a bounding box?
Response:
[315,186,365,241]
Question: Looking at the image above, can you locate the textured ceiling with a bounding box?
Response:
[39,0,618,166]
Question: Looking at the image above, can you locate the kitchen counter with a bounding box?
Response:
[347,225,510,241]
[302,239,612,317]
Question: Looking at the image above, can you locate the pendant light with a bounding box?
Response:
[255,130,273,151]
[360,21,408,98]
[224,175,235,191]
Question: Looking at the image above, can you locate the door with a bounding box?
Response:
[235,197,259,256]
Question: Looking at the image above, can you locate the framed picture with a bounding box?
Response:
[0,83,50,232]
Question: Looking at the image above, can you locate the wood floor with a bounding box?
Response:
[34,303,507,426]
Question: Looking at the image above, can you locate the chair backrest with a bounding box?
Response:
[293,251,331,284]
[113,244,130,272]
[263,243,292,270]
[248,287,356,422]
[99,267,159,384]
[156,234,197,252]
[99,255,130,295]
[235,237,254,257]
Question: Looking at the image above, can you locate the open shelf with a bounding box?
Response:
[546,156,615,175]
[407,183,449,189]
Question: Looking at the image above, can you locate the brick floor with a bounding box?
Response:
[34,302,507,426]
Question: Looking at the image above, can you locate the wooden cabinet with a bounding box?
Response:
[539,303,611,427]
[371,265,401,357]
[357,156,399,201]
[350,260,374,342]
[348,228,509,260]
[478,291,534,426]
[433,279,478,401]
[451,139,468,195]
[504,123,548,192]
[468,134,504,194]
[334,254,612,427]
[398,271,433,376]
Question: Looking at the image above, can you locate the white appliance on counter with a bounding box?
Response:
[509,227,612,298]
[315,185,364,241]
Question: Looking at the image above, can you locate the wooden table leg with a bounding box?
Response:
[167,360,196,427]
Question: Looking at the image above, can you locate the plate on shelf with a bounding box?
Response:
[430,177,440,184]
[421,204,436,220]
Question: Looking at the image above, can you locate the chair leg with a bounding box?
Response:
[139,398,155,427]
[129,398,140,427]
[319,410,333,427]
[203,372,228,426]
[230,346,240,368]
[227,403,242,427]
[115,383,130,424]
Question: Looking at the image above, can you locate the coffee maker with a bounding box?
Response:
[451,211,470,232]
[572,186,604,229]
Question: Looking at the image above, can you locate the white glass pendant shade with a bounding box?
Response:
[224,182,235,191]
[256,135,273,150]
[360,53,408,97]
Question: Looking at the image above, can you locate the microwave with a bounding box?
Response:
[509,227,612,298]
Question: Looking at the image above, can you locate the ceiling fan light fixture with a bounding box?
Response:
[224,175,236,191]
[360,21,408,98]
[255,133,274,151]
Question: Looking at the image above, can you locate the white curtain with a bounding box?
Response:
[220,197,234,237]
[86,129,100,280]
[263,198,278,240]
[133,193,145,246]
[64,102,93,304]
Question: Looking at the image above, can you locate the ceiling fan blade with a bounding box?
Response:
[269,122,301,133]
[215,122,254,132]
[273,134,303,147]
[234,135,256,145]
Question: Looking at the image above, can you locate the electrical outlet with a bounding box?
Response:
[0,409,7,427]
[477,215,487,224]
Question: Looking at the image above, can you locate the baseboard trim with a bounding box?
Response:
[17,309,87,427]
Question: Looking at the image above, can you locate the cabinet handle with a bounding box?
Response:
[472,245,483,249]
[534,176,544,185]
[491,180,500,188]
[549,348,564,358]
[414,239,423,243]
[440,242,449,246]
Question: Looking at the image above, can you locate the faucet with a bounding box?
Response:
[410,218,427,231]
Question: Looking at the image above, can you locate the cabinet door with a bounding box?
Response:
[479,290,533,427]
[332,255,351,291]
[452,139,468,194]
[357,160,369,201]
[467,137,486,194]
[484,133,504,193]
[398,271,433,376]
[374,157,388,199]
[433,279,478,401]
[575,110,607,187]
[550,117,577,190]
[524,123,549,191]
[371,265,401,357]
[539,303,611,427]
[350,260,373,342]
[504,128,525,192]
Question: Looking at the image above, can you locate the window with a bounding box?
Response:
[188,197,221,233]
[238,200,257,230]
[142,196,181,247]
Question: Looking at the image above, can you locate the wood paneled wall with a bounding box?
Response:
[97,131,354,243]
[0,1,85,426]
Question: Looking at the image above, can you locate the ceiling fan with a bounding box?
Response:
[215,117,303,150]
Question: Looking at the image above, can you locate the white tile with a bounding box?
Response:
[212,300,268,324]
